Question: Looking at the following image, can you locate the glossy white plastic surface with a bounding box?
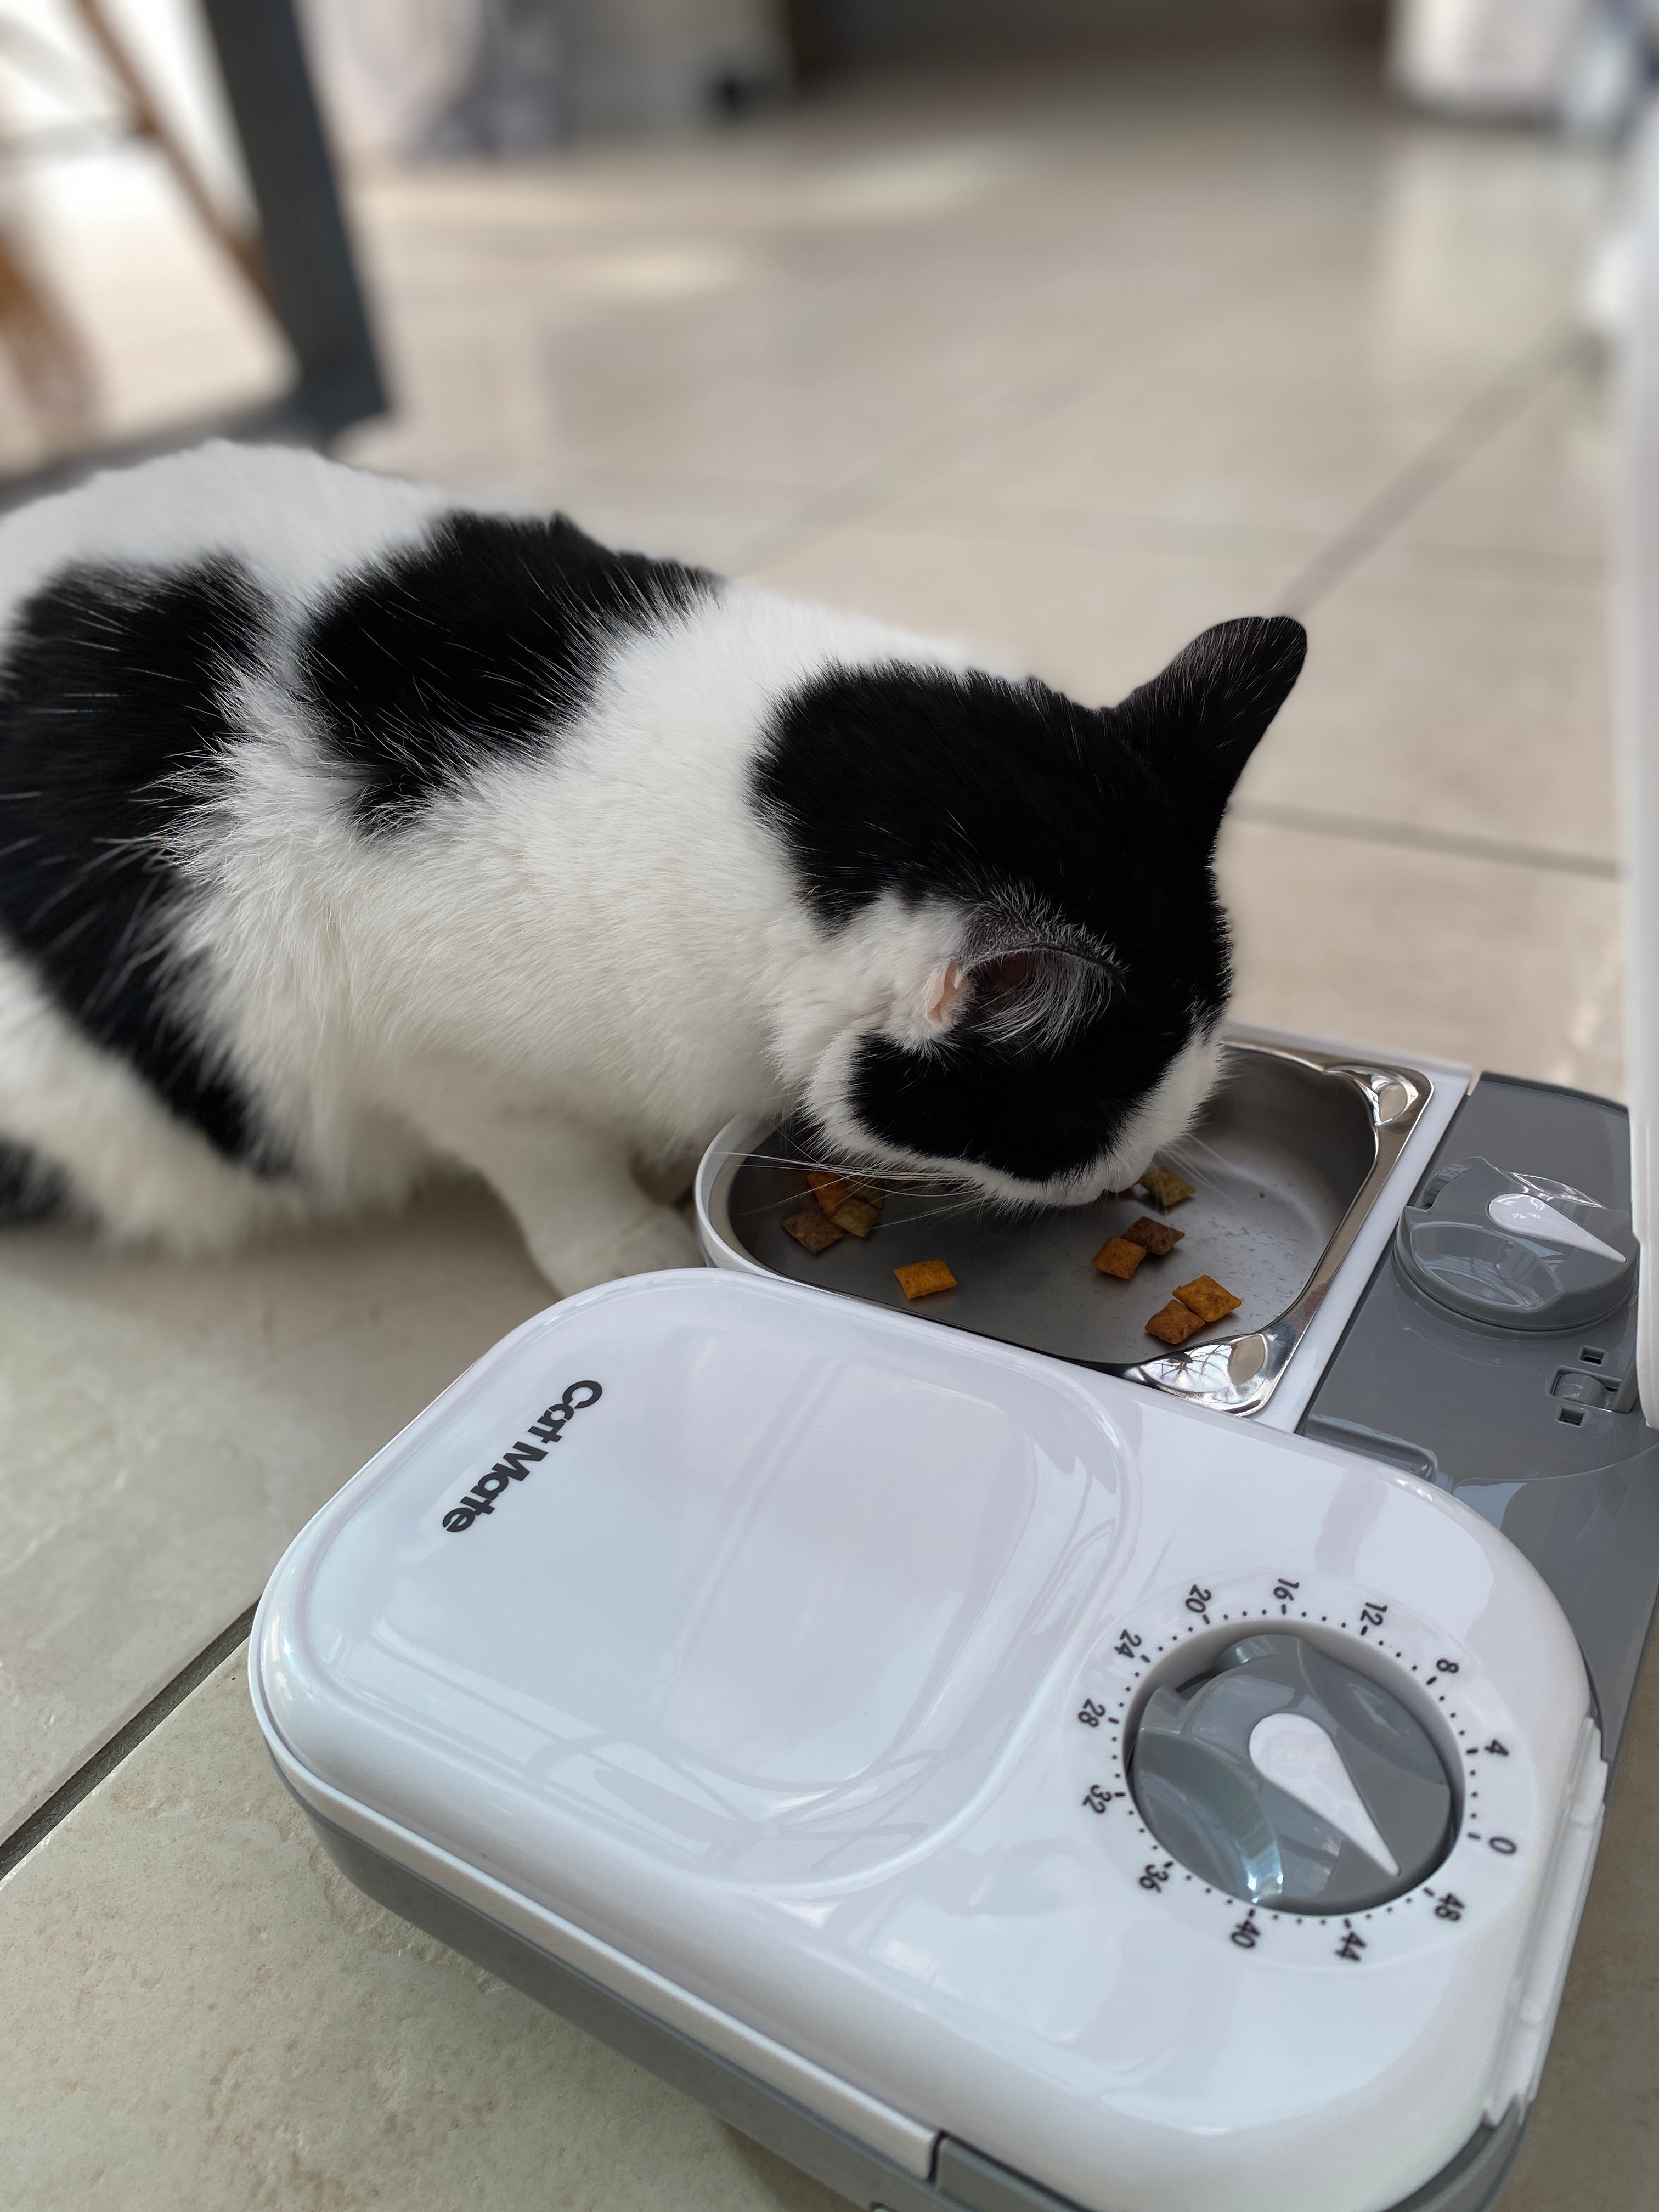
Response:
[255,1269,1593,2212]
[1246,1713,1400,1875]
[1487,1190,1625,1262]
[1620,106,1659,1421]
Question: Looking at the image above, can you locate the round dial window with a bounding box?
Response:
[1128,1632,1454,1915]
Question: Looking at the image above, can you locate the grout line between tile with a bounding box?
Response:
[0,1604,257,1884]
[732,304,1593,595]
[1276,320,1590,616]
[1228,797,1621,881]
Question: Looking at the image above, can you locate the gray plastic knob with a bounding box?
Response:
[1395,1158,1636,1333]
[1129,1633,1453,1914]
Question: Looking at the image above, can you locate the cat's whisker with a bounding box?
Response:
[741,1187,865,1221]
[1154,1132,1255,1219]
[871,1194,995,1231]
[735,1145,974,1194]
[1166,1128,1238,1180]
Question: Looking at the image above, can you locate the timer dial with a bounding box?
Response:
[1129,1633,1454,1914]
[1070,1569,1539,1966]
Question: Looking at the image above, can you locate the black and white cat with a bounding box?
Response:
[0,443,1305,1293]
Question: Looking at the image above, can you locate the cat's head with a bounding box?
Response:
[758,614,1306,1205]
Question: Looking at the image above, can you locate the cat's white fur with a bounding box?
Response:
[0,444,1218,1290]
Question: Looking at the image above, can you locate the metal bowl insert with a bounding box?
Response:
[698,1042,1430,1414]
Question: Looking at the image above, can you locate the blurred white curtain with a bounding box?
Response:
[301,0,786,157]
[1391,0,1599,115]
[298,0,492,157]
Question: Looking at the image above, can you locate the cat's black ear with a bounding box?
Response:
[1113,615,1306,846]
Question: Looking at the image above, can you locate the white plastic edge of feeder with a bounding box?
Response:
[1619,102,1659,1424]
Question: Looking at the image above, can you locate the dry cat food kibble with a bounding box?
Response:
[809,1169,884,1237]
[1092,1236,1146,1280]
[1094,1214,1182,1288]
[895,1259,957,1300]
[783,1206,845,1255]
[1173,1275,1242,1324]
[833,1197,882,1238]
[1145,1299,1205,1346]
[807,1171,851,1216]
[1124,1215,1184,1256]
[1138,1166,1195,1208]
[1144,1273,1242,1344]
[793,1171,885,1245]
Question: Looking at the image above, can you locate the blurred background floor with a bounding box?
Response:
[2,27,1650,2212]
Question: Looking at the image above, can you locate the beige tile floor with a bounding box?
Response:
[0,1187,549,1842]
[4,33,1653,2211]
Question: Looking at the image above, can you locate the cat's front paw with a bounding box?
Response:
[550,1205,702,1294]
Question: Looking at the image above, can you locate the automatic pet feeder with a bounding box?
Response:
[247,139,1659,2212]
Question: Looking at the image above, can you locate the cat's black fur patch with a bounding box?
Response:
[300,511,714,832]
[755,617,1306,1185]
[0,1136,67,1223]
[0,557,279,1167]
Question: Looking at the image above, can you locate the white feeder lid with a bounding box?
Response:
[253,1267,1597,2212]
[1621,108,1659,1422]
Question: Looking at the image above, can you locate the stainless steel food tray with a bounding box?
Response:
[697,1040,1433,1415]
